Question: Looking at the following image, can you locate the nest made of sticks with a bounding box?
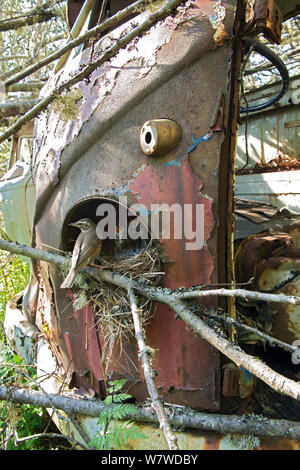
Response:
[71,240,163,359]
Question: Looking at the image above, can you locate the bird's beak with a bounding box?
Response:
[69,222,78,227]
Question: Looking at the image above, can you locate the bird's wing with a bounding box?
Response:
[71,232,85,269]
[76,231,101,271]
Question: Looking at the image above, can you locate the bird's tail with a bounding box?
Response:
[60,270,76,289]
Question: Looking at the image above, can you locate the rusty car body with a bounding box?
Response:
[2,0,300,450]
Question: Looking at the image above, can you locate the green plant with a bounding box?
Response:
[0,248,55,449]
[89,379,147,450]
[0,137,10,178]
[0,402,49,450]
[0,250,30,330]
[0,344,59,450]
[221,433,261,450]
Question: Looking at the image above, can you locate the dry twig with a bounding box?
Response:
[1,385,300,440]
[1,237,300,402]
[0,0,186,144]
[128,286,178,450]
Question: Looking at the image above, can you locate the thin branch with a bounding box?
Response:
[0,57,37,82]
[4,0,153,88]
[167,297,300,401]
[173,286,300,306]
[2,0,66,21]
[3,341,89,446]
[203,309,298,354]
[0,0,186,145]
[1,238,300,306]
[6,82,46,93]
[13,430,88,450]
[97,270,300,402]
[0,98,38,118]
[0,238,65,266]
[67,411,92,447]
[0,56,29,61]
[0,237,300,402]
[0,7,62,32]
[1,385,300,440]
[128,286,178,450]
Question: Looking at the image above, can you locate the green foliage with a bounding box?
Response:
[0,345,57,450]
[52,88,83,121]
[89,379,147,450]
[0,401,48,450]
[222,433,261,451]
[0,249,30,340]
[0,0,67,83]
[0,138,10,178]
[0,0,70,450]
[0,234,43,449]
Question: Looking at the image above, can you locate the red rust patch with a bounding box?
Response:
[127,157,219,409]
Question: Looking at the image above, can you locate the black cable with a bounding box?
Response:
[240,36,290,113]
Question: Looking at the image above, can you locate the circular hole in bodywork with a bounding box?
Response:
[61,196,163,346]
[62,196,151,263]
[140,119,181,158]
[145,132,152,144]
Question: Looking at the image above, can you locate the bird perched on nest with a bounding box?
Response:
[60,218,102,289]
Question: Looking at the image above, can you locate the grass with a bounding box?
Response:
[0,250,44,450]
[0,251,30,339]
[0,136,72,450]
[0,251,68,450]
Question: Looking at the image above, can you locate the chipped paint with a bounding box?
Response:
[100,163,147,197]
[239,367,256,398]
[4,291,38,365]
[35,5,192,186]
[115,164,147,195]
[209,1,228,46]
[127,156,218,406]
[235,225,300,343]
[165,150,187,167]
[165,132,213,167]
[30,0,239,410]
[44,149,62,185]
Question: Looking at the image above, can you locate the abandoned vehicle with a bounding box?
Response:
[1,0,300,450]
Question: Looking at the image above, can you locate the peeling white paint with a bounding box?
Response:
[35,5,191,184]
[209,0,227,46]
[209,1,226,28]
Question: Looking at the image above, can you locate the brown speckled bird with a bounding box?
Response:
[60,218,102,289]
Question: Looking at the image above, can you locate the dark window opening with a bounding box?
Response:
[62,196,151,263]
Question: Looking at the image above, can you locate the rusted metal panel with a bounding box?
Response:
[31,0,239,410]
[67,0,85,29]
[222,363,240,397]
[246,0,283,44]
[234,196,300,240]
[127,159,219,407]
[235,223,300,343]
